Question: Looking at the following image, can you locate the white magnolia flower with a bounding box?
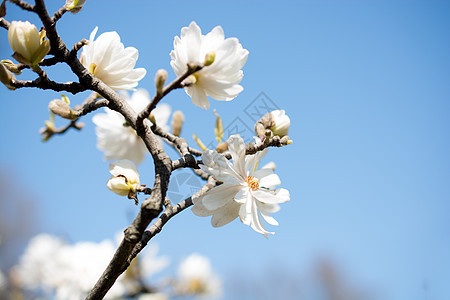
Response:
[12,234,130,300]
[192,135,290,237]
[8,21,50,66]
[92,89,171,164]
[65,0,86,13]
[11,233,65,290]
[52,240,127,300]
[176,253,221,298]
[107,159,140,196]
[80,27,146,90]
[137,293,169,300]
[170,21,249,109]
[270,109,290,137]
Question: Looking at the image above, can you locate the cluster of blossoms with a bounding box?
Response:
[10,234,221,299]
[3,4,292,298]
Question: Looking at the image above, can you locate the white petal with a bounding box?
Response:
[189,86,210,110]
[227,135,246,177]
[202,184,240,211]
[211,200,240,227]
[251,188,290,204]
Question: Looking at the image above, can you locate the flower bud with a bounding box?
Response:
[203,51,215,67]
[0,62,16,90]
[65,0,86,13]
[270,109,290,137]
[8,21,51,66]
[192,134,208,151]
[155,69,167,95]
[48,97,77,120]
[171,110,184,137]
[106,160,140,197]
[1,59,22,75]
[213,109,223,143]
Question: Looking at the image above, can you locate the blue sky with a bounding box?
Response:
[1,1,450,299]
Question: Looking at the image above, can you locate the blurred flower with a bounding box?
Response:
[170,21,249,109]
[11,233,65,291]
[92,89,171,164]
[137,293,169,300]
[270,109,290,137]
[107,160,140,197]
[192,135,290,237]
[139,244,170,280]
[12,234,130,299]
[80,27,146,90]
[65,0,86,13]
[176,253,221,298]
[8,21,50,66]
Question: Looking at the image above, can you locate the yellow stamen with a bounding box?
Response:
[245,176,259,191]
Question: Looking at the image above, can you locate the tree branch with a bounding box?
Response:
[135,64,203,136]
[9,0,34,12]
[0,17,9,29]
[127,176,216,265]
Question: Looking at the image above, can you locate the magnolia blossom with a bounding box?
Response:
[192,135,290,237]
[80,27,146,90]
[176,253,221,298]
[8,21,50,66]
[93,89,171,164]
[107,160,140,197]
[11,234,128,299]
[270,109,290,137]
[137,293,169,300]
[170,21,249,109]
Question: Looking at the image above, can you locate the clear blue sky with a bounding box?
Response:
[1,1,450,299]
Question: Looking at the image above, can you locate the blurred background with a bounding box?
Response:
[1,0,450,299]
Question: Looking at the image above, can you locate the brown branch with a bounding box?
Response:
[135,64,203,136]
[127,176,216,264]
[0,17,9,29]
[10,77,86,93]
[40,120,83,141]
[51,5,67,23]
[9,0,34,11]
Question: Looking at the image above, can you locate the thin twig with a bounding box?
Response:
[127,177,216,264]
[51,5,67,23]
[0,17,9,29]
[136,64,203,135]
[9,0,34,11]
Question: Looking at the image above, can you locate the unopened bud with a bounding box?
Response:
[65,0,86,13]
[8,21,50,66]
[48,99,77,120]
[1,59,22,75]
[193,134,208,151]
[213,109,223,143]
[216,142,228,153]
[155,69,167,95]
[270,110,290,137]
[203,51,215,67]
[0,62,16,90]
[171,110,184,136]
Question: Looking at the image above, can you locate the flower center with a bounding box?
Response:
[245,176,259,191]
